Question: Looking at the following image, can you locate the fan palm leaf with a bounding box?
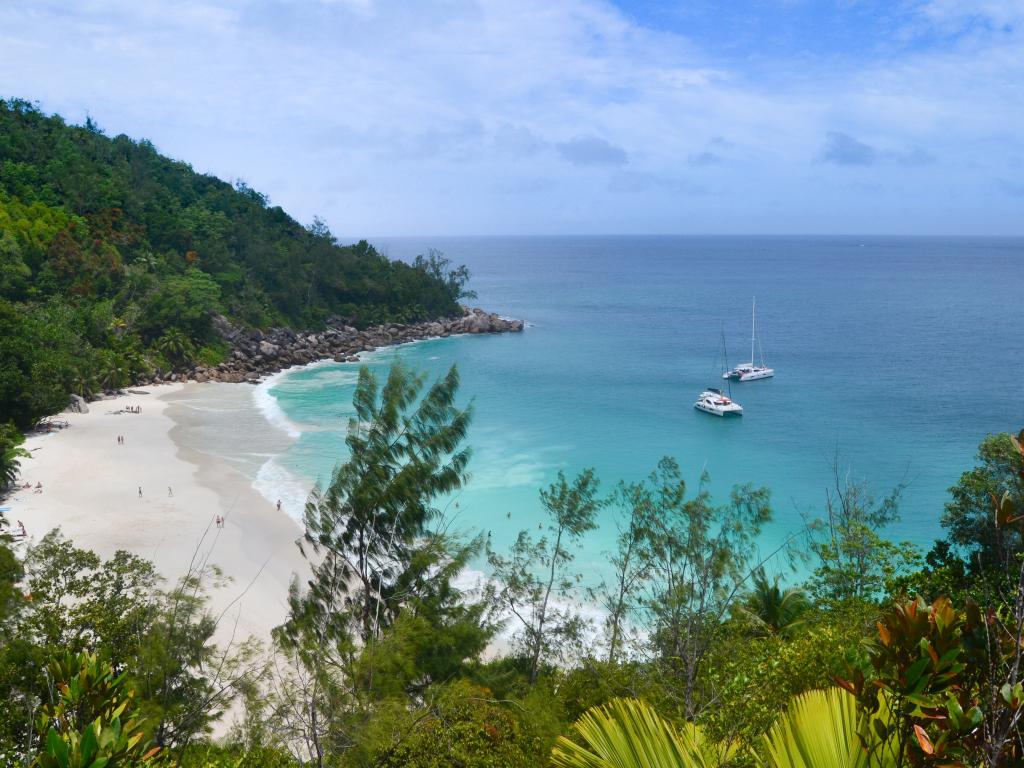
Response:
[550,697,731,768]
[754,688,896,768]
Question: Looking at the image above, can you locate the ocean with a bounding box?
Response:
[177,236,1024,585]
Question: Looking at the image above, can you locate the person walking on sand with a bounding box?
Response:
[138,486,142,498]
[168,486,173,497]
[276,499,282,512]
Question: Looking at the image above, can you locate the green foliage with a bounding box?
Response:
[374,681,546,768]
[487,468,605,684]
[155,327,196,366]
[940,431,1024,574]
[641,459,773,717]
[289,363,476,648]
[175,742,299,767]
[413,248,477,302]
[0,538,24,635]
[808,465,919,606]
[0,98,471,436]
[32,652,161,768]
[842,596,983,766]
[701,606,874,745]
[139,269,221,342]
[735,569,810,639]
[0,298,72,430]
[194,341,229,368]
[0,422,30,489]
[0,531,242,757]
[551,697,731,768]
[754,688,895,768]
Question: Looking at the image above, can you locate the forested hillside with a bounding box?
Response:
[0,98,468,432]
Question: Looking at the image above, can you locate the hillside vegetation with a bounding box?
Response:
[0,98,468,431]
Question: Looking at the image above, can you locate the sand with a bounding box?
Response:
[5,384,310,648]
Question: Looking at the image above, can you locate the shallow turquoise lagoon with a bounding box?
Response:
[257,236,1024,585]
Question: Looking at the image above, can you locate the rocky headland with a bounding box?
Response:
[142,307,524,386]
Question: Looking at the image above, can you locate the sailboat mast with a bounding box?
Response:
[751,296,756,366]
[722,327,732,398]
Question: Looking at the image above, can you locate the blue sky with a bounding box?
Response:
[1,0,1022,235]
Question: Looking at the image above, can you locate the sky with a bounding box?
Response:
[0,0,1022,236]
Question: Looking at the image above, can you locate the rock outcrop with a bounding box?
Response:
[139,308,524,386]
[66,394,89,414]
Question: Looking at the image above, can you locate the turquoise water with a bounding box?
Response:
[258,236,1024,581]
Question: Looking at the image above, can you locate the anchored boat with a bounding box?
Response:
[696,329,743,416]
[724,297,774,381]
[694,387,743,416]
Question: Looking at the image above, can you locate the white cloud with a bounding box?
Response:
[0,0,1020,233]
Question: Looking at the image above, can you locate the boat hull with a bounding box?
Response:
[694,402,743,417]
[723,367,774,381]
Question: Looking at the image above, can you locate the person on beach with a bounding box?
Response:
[138,486,142,498]
[276,499,281,511]
[168,486,173,497]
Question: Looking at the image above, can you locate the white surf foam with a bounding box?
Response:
[253,370,302,440]
[254,455,315,524]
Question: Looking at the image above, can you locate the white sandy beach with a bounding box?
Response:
[5,383,310,647]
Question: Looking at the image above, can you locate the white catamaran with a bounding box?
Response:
[724,297,774,382]
[694,387,743,416]
[696,329,743,416]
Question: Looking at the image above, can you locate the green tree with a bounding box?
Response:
[0,299,68,430]
[273,364,488,767]
[374,681,545,768]
[638,458,773,718]
[940,432,1024,574]
[0,229,31,299]
[702,605,875,747]
[11,531,242,755]
[141,269,221,342]
[808,461,918,606]
[0,422,30,490]
[487,469,605,685]
[154,328,195,367]
[593,479,653,664]
[413,248,477,302]
[736,569,809,638]
[290,363,474,646]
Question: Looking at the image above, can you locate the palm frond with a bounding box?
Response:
[551,697,727,768]
[754,688,895,768]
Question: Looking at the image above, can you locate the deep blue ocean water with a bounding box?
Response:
[256,236,1024,582]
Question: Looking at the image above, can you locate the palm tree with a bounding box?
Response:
[550,698,732,768]
[96,351,129,390]
[155,328,195,366]
[737,568,810,638]
[0,423,30,490]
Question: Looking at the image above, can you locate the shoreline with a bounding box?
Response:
[145,307,523,386]
[7,384,310,647]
